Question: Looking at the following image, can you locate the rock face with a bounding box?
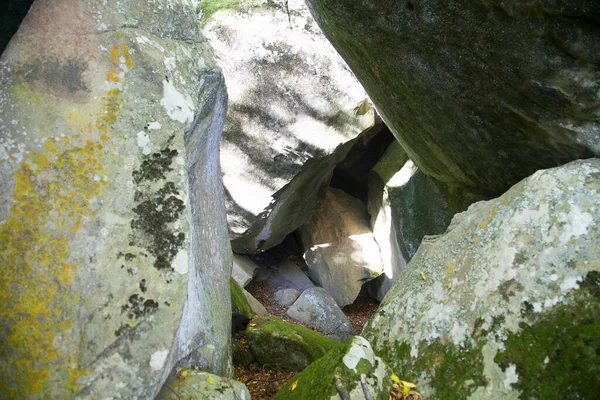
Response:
[277,258,316,292]
[157,371,251,400]
[367,142,483,301]
[232,253,258,287]
[274,288,302,306]
[274,336,392,400]
[304,0,600,194]
[364,160,600,399]
[246,316,339,371]
[287,287,355,341]
[0,1,232,398]
[300,188,383,306]
[201,0,375,253]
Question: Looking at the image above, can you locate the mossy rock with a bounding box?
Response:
[245,315,339,371]
[364,160,600,399]
[274,336,392,400]
[230,277,254,318]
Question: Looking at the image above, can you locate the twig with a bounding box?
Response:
[244,376,290,384]
[226,378,242,400]
[334,375,351,400]
[165,385,182,400]
[360,374,372,400]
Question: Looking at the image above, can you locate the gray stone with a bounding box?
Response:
[243,289,268,316]
[274,288,302,306]
[232,253,258,287]
[202,0,375,254]
[366,143,484,301]
[274,336,392,400]
[300,188,383,307]
[287,287,355,341]
[305,0,600,194]
[364,159,600,399]
[157,371,251,400]
[277,257,315,292]
[0,1,231,398]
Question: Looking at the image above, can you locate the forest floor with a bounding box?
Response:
[236,280,380,399]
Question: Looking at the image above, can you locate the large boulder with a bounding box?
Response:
[300,188,383,306]
[277,257,316,292]
[157,370,251,400]
[0,1,232,398]
[367,142,484,301]
[364,159,600,399]
[274,336,392,400]
[200,0,375,253]
[287,287,355,341]
[304,0,600,194]
[245,316,339,371]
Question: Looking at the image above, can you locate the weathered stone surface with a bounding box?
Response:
[364,159,600,399]
[274,336,392,400]
[232,253,258,287]
[277,257,315,292]
[0,1,231,398]
[305,0,600,194]
[243,288,268,316]
[231,278,254,318]
[287,287,354,341]
[201,0,375,253]
[367,143,484,301]
[274,288,301,306]
[300,188,383,306]
[0,0,34,54]
[157,370,251,400]
[246,316,339,371]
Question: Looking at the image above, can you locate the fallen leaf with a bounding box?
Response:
[249,323,256,327]
[290,380,298,391]
[420,272,427,281]
[180,370,188,377]
[391,374,401,384]
[207,375,215,385]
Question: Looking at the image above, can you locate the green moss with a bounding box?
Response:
[246,316,339,371]
[230,278,253,318]
[494,271,600,399]
[274,337,391,400]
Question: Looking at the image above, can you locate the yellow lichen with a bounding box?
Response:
[0,42,133,398]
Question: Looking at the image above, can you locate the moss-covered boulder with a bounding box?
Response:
[157,370,251,400]
[201,0,375,254]
[0,0,232,398]
[304,0,599,194]
[245,316,340,371]
[364,159,600,399]
[274,336,392,400]
[231,277,254,318]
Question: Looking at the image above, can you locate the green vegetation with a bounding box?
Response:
[274,337,391,400]
[230,278,254,317]
[495,271,600,399]
[246,316,339,371]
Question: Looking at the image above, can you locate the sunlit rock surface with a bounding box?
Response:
[0,1,232,397]
[305,0,600,194]
[364,159,600,399]
[367,141,483,301]
[201,0,374,254]
[300,188,383,306]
